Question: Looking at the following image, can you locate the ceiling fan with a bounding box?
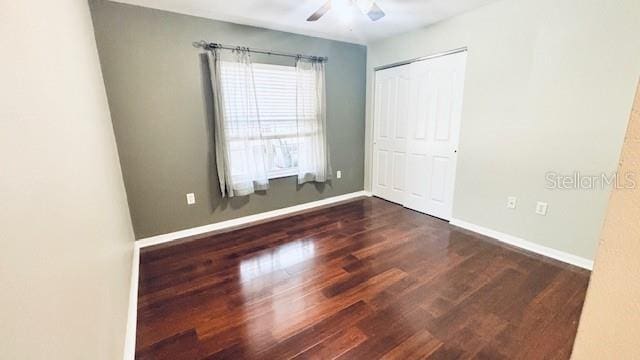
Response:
[307,0,386,22]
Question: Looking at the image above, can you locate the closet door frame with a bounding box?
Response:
[370,47,467,220]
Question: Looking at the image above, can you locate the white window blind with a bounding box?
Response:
[220,62,316,179]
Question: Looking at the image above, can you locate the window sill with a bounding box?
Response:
[268,169,297,180]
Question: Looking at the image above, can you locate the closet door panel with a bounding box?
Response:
[403,52,467,220]
[372,65,410,204]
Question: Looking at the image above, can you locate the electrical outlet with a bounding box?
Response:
[336,170,342,179]
[535,201,548,216]
[186,193,196,205]
[507,196,517,209]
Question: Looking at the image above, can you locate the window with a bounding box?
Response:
[220,62,316,179]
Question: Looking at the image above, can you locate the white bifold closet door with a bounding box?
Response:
[373,51,466,220]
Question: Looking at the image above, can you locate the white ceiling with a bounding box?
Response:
[111,0,499,44]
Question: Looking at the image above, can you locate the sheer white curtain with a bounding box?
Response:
[295,58,331,184]
[208,48,270,197]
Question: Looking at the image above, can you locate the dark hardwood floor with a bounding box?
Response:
[136,197,590,359]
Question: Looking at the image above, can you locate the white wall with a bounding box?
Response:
[366,0,640,260]
[0,0,135,358]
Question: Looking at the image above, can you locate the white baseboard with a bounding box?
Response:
[123,245,140,360]
[122,194,589,359]
[123,190,368,358]
[449,218,594,270]
[136,191,369,249]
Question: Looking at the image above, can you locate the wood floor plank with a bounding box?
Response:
[380,329,442,359]
[293,326,368,360]
[136,197,590,359]
[257,300,373,359]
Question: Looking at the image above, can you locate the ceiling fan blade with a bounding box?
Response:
[307,0,332,21]
[367,2,385,21]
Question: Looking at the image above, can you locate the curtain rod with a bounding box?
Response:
[193,40,328,62]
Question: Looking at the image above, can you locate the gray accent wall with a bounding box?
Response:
[89,0,367,239]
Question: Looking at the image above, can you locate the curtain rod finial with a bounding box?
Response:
[193,40,211,49]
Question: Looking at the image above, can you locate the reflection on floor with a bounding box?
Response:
[136,197,590,359]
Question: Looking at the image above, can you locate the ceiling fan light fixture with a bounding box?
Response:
[366,2,385,21]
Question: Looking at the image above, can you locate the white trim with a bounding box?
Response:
[124,190,367,358]
[449,218,594,270]
[122,196,588,358]
[123,245,140,360]
[136,191,369,248]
